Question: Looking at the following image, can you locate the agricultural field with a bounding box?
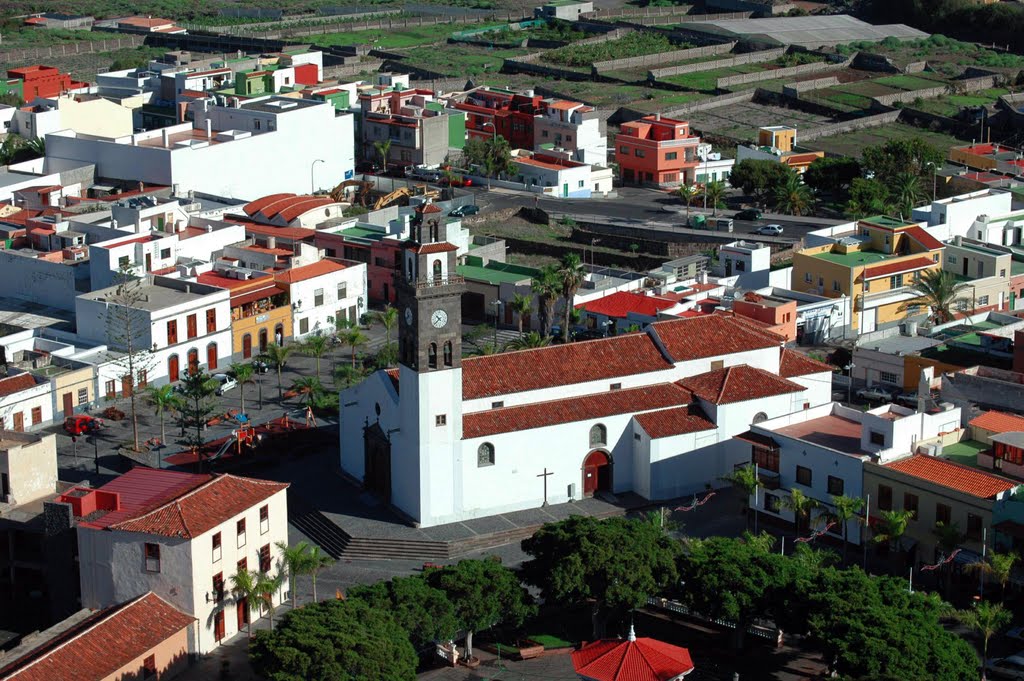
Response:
[688,101,835,142]
[836,34,1024,75]
[602,50,739,82]
[658,53,827,92]
[911,88,1009,117]
[307,22,479,49]
[545,32,681,68]
[493,77,712,111]
[805,72,950,112]
[802,122,972,158]
[400,43,534,76]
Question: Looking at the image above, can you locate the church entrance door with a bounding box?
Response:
[582,450,611,497]
[364,424,392,502]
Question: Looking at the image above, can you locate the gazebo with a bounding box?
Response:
[571,626,695,681]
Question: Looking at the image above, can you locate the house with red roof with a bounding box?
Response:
[340,223,836,528]
[241,193,346,229]
[71,468,288,653]
[274,257,367,339]
[0,372,51,433]
[114,16,186,34]
[6,66,86,102]
[575,291,681,333]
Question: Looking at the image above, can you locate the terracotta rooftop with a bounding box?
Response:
[862,256,936,280]
[633,404,716,439]
[274,258,347,284]
[885,454,1018,499]
[905,225,944,251]
[779,348,833,378]
[773,414,864,455]
[649,315,782,364]
[679,364,803,405]
[462,383,692,439]
[577,291,676,318]
[0,592,194,681]
[970,410,1024,434]
[238,221,316,240]
[0,373,39,397]
[414,242,458,255]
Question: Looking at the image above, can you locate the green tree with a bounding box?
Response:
[719,465,762,529]
[557,253,586,344]
[773,172,814,216]
[531,265,561,338]
[340,326,368,369]
[373,305,399,365]
[677,183,698,221]
[264,342,292,401]
[873,509,914,552]
[348,575,459,652]
[803,157,862,194]
[729,159,791,204]
[428,558,535,659]
[143,384,181,450]
[177,368,218,459]
[230,362,255,416]
[304,544,333,603]
[780,487,822,535]
[703,180,727,216]
[374,139,392,175]
[958,600,1011,677]
[862,138,943,181]
[258,570,285,631]
[506,331,551,350]
[334,363,368,389]
[301,335,330,380]
[509,293,532,337]
[521,515,678,639]
[826,494,865,566]
[290,376,323,407]
[275,540,311,609]
[890,171,926,217]
[250,598,417,681]
[901,268,972,324]
[969,550,1018,598]
[845,177,892,218]
[933,521,966,596]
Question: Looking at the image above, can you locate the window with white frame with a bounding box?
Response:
[260,505,269,534]
[237,518,246,548]
[880,371,898,384]
[314,289,324,306]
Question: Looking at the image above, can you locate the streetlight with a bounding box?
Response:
[481,121,496,141]
[844,363,856,404]
[491,299,503,348]
[310,158,325,194]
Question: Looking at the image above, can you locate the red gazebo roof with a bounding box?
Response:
[571,628,695,681]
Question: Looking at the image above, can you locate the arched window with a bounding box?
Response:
[589,423,607,447]
[187,348,199,375]
[477,442,495,467]
[443,341,453,367]
[752,412,768,425]
[258,328,268,352]
[429,220,439,242]
[432,259,443,282]
[428,343,438,369]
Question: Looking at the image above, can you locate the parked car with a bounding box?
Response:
[735,209,762,221]
[856,386,895,402]
[252,359,270,374]
[63,414,104,437]
[894,392,920,408]
[986,654,1024,680]
[213,373,238,395]
[406,165,441,182]
[754,224,784,236]
[440,175,472,187]
[449,204,480,217]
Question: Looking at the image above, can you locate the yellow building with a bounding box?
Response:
[196,271,292,360]
[792,216,944,333]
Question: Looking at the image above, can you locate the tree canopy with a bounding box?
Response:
[250,598,417,681]
[347,575,458,652]
[727,159,793,203]
[861,138,943,182]
[803,157,862,194]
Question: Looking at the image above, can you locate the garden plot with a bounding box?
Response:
[807,73,950,113]
[659,53,827,93]
[544,33,681,70]
[401,44,534,76]
[687,101,836,142]
[802,122,972,158]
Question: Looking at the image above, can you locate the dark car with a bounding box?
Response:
[449,204,480,217]
[735,209,763,221]
[252,359,270,374]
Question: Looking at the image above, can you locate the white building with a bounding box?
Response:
[911,189,1013,235]
[0,372,53,434]
[534,99,607,167]
[43,95,355,200]
[510,150,609,198]
[3,95,133,140]
[72,468,288,654]
[275,258,368,338]
[338,219,835,527]
[696,143,734,186]
[0,431,58,506]
[76,275,232,390]
[746,398,963,545]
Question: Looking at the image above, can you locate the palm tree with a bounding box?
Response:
[557,253,586,344]
[720,466,762,529]
[970,550,1018,599]
[509,293,533,337]
[506,331,551,350]
[304,545,334,603]
[264,343,292,401]
[531,265,561,338]
[256,570,285,631]
[230,567,264,638]
[933,520,966,596]
[773,173,814,216]
[890,171,926,217]
[334,363,367,388]
[143,384,181,448]
[703,180,726,216]
[958,601,1011,678]
[275,540,311,609]
[340,326,368,368]
[873,509,913,552]
[780,488,821,535]
[290,376,323,407]
[24,137,44,159]
[374,139,392,175]
[826,494,864,566]
[677,184,698,221]
[373,305,398,364]
[229,362,255,416]
[901,269,972,324]
[301,335,330,380]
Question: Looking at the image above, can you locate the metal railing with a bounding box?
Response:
[413,275,465,289]
[646,597,778,641]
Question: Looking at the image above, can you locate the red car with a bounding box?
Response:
[64,414,104,436]
[440,176,472,187]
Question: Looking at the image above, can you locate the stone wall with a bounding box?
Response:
[0,36,146,64]
[663,88,757,117]
[783,75,839,96]
[649,47,785,79]
[797,110,901,142]
[715,56,851,89]
[592,42,736,74]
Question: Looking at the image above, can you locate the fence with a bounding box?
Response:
[797,110,901,142]
[867,73,999,108]
[649,47,785,79]
[783,75,839,96]
[715,56,852,89]
[202,12,519,39]
[663,89,757,118]
[592,41,735,74]
[0,36,146,64]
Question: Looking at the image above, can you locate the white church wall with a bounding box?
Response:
[787,370,833,409]
[338,372,399,482]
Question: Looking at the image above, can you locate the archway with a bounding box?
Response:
[582,450,612,497]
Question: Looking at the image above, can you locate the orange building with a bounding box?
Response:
[6,65,85,102]
[731,292,798,341]
[614,114,700,188]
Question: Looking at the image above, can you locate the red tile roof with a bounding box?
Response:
[415,242,458,255]
[885,455,1017,499]
[242,193,292,216]
[905,225,944,251]
[862,256,936,280]
[0,592,194,681]
[571,636,695,681]
[239,221,316,240]
[577,291,676,318]
[0,373,39,397]
[463,383,692,439]
[462,333,673,400]
[779,348,833,378]
[679,364,803,405]
[385,368,400,394]
[633,405,716,439]
[274,258,348,284]
[650,315,782,363]
[416,202,442,214]
[969,410,1024,434]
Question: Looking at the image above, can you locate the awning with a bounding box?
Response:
[734,430,779,449]
[231,285,281,307]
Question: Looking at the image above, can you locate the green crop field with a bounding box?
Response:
[803,122,972,158]
[911,88,1008,117]
[873,74,948,91]
[402,44,532,76]
[308,23,477,49]
[661,63,768,91]
[545,33,679,67]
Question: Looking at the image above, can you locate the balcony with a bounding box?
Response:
[857,286,922,311]
[758,469,781,490]
[414,275,465,289]
[231,293,288,321]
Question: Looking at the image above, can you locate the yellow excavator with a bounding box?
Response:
[329,179,374,206]
[373,184,439,211]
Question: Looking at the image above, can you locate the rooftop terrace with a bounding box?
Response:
[774,413,865,455]
[811,249,891,267]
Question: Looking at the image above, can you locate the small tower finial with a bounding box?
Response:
[627,624,636,642]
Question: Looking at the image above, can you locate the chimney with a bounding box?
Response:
[654,112,661,121]
[162,128,170,148]
[1014,330,1024,374]
[955,235,963,246]
[231,97,240,109]
[205,119,212,138]
[266,236,276,249]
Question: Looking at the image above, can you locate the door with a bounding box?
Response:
[242,334,252,359]
[62,392,74,417]
[562,183,568,197]
[582,450,610,497]
[861,308,877,334]
[236,597,248,632]
[214,610,225,642]
[145,252,152,272]
[121,374,133,397]
[963,258,969,277]
[187,349,199,374]
[258,329,268,353]
[207,343,218,371]
[168,355,179,383]
[13,412,24,432]
[0,473,8,500]
[363,425,392,502]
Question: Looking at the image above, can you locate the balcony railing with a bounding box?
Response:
[758,469,781,490]
[413,275,465,289]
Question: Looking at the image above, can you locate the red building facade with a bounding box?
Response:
[7,65,84,101]
[454,88,543,150]
[614,113,701,188]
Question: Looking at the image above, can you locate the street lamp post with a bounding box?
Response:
[481,121,496,141]
[491,300,503,348]
[844,363,856,404]
[310,158,325,194]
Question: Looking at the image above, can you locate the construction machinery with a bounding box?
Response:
[329,179,374,206]
[373,184,439,211]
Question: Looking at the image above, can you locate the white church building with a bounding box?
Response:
[339,211,834,527]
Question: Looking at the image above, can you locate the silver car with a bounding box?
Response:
[213,373,237,396]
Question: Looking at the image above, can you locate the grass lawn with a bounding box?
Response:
[307,23,476,49]
[940,439,989,468]
[803,122,972,158]
[528,634,575,649]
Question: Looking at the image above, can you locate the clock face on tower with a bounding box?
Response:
[405,307,413,326]
[431,310,448,328]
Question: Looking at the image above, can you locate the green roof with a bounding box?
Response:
[1012,260,1024,276]
[862,215,916,228]
[338,225,385,241]
[457,261,539,285]
[811,249,891,267]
